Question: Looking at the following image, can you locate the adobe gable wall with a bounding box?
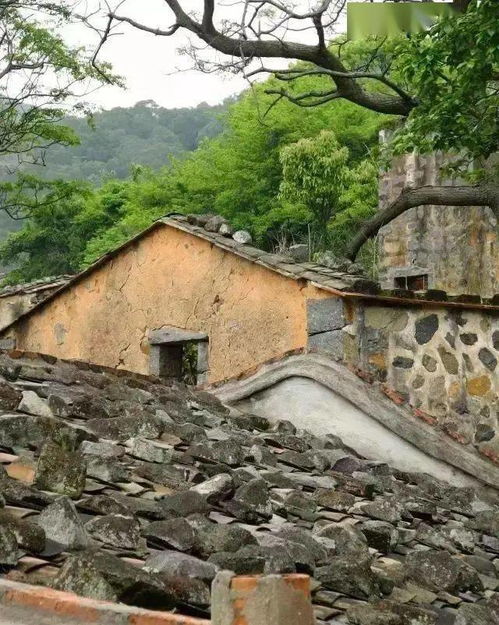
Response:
[6,225,329,383]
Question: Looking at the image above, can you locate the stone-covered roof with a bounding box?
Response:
[162,214,378,295]
[0,275,72,299]
[162,215,499,309]
[0,350,499,624]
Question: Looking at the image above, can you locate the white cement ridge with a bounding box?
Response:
[213,354,499,490]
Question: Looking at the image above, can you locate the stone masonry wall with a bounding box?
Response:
[307,297,499,466]
[378,150,499,297]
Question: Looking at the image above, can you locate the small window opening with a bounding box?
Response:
[149,327,209,385]
[394,274,428,291]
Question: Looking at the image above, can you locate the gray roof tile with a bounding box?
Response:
[0,350,498,621]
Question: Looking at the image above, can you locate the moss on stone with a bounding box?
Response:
[34,441,86,499]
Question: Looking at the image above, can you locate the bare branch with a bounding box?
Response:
[90,14,114,83]
[0,60,44,80]
[245,65,331,79]
[313,14,326,50]
[103,1,415,116]
[247,64,415,105]
[265,86,340,107]
[109,13,180,37]
[243,0,334,20]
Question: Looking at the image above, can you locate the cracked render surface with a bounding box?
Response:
[0,351,499,624]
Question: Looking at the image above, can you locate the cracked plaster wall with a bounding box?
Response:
[8,225,329,383]
[234,375,479,487]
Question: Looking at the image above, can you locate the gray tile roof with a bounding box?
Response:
[160,216,379,295]
[0,350,499,623]
[162,216,499,310]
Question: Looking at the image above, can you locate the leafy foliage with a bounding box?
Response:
[0,1,116,168]
[158,78,382,250]
[0,177,141,282]
[279,131,350,251]
[390,0,499,170]
[0,55,382,281]
[0,0,119,254]
[22,100,228,183]
[6,1,496,281]
[0,183,92,282]
[80,173,170,267]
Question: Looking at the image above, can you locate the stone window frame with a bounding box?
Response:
[394,273,429,291]
[148,326,209,385]
[382,266,433,292]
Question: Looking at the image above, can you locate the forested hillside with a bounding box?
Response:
[0,38,386,283]
[0,100,226,184]
[0,100,226,264]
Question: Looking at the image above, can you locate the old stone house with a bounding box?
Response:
[0,215,365,384]
[0,213,498,490]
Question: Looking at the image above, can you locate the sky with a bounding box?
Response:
[69,1,265,111]
[68,0,347,111]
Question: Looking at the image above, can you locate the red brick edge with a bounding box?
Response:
[0,579,210,625]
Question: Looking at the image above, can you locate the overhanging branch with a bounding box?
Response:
[249,65,416,105]
[265,86,339,107]
[108,14,180,37]
[345,184,499,260]
[106,1,416,116]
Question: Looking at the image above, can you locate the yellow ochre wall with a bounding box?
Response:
[9,225,330,382]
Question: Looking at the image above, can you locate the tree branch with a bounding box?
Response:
[266,86,339,107]
[313,14,326,50]
[108,13,180,36]
[242,0,334,20]
[249,64,416,104]
[90,14,114,83]
[203,0,216,33]
[107,2,415,116]
[345,184,499,260]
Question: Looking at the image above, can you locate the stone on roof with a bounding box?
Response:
[0,275,73,299]
[0,349,498,623]
[1,216,496,342]
[162,214,380,295]
[165,215,499,306]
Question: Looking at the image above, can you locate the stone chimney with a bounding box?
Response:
[378,137,498,297]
